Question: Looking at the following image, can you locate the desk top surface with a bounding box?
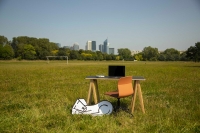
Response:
[85,76,145,80]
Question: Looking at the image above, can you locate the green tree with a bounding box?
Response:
[70,50,79,60]
[110,54,116,60]
[0,44,14,60]
[115,56,120,60]
[142,46,159,61]
[15,44,36,60]
[102,53,108,60]
[163,48,180,61]
[36,38,51,59]
[92,52,97,60]
[23,44,36,60]
[57,48,68,56]
[105,54,112,60]
[134,53,143,61]
[51,50,59,56]
[186,42,200,62]
[11,36,59,59]
[117,48,132,60]
[15,44,24,58]
[11,37,18,57]
[96,51,103,61]
[180,52,188,61]
[0,35,8,45]
[81,53,92,60]
[0,44,3,57]
[158,53,166,61]
[78,49,84,55]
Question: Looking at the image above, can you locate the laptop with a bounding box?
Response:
[108,65,125,77]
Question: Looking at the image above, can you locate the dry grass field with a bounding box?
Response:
[0,60,200,132]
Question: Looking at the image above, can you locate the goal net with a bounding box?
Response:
[46,56,68,64]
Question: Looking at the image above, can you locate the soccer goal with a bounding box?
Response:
[46,56,68,64]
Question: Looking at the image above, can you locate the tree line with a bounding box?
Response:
[0,35,199,62]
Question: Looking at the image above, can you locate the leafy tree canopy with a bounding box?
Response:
[23,44,36,60]
[163,48,180,55]
[118,48,132,60]
[0,35,8,45]
[134,53,143,61]
[186,42,200,62]
[142,46,159,61]
[0,44,14,60]
[163,48,180,61]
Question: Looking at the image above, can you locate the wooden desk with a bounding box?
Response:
[85,76,146,114]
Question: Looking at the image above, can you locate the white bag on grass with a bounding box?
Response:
[72,99,113,116]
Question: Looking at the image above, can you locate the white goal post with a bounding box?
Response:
[46,56,68,64]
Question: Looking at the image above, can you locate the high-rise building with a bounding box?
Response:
[91,41,96,51]
[99,44,104,52]
[109,48,115,55]
[72,43,79,50]
[103,38,109,54]
[85,41,92,50]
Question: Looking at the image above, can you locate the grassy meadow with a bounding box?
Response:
[0,60,200,133]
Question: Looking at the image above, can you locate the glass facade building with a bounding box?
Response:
[99,44,104,52]
[109,48,114,54]
[103,39,109,54]
[91,41,96,51]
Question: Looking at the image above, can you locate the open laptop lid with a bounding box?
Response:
[108,65,125,77]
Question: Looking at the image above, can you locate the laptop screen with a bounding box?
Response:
[108,65,125,77]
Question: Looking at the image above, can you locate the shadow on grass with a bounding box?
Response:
[110,100,134,118]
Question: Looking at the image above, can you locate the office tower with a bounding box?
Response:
[91,41,96,51]
[85,41,92,50]
[103,38,109,54]
[72,43,79,50]
[99,44,104,52]
[109,48,114,55]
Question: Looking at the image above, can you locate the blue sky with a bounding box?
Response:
[0,0,200,53]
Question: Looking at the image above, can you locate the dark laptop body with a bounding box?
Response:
[108,65,125,77]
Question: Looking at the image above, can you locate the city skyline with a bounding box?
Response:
[0,0,200,52]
